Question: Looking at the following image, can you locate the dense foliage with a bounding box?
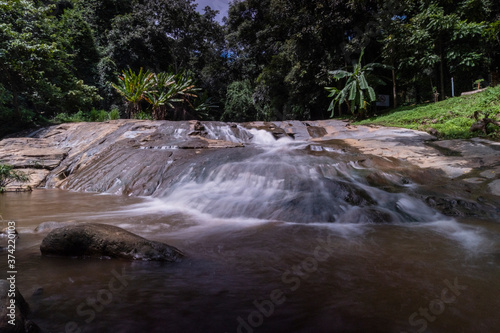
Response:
[112,68,201,120]
[0,0,101,136]
[1,0,499,137]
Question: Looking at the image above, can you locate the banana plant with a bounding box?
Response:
[325,49,389,117]
[112,68,154,118]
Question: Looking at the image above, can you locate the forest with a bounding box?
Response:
[1,0,499,136]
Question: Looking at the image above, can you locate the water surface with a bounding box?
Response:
[1,130,499,333]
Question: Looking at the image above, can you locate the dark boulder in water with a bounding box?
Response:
[40,223,183,262]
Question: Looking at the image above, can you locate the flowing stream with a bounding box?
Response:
[1,128,500,333]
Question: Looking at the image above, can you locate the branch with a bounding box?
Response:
[470,112,500,135]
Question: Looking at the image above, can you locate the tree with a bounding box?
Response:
[102,0,225,111]
[73,0,132,47]
[225,0,386,120]
[57,5,101,87]
[484,19,500,85]
[168,71,201,119]
[381,1,492,102]
[0,0,101,135]
[144,71,200,120]
[325,50,388,117]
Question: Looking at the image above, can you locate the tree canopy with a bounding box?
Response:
[1,0,498,135]
[0,0,101,135]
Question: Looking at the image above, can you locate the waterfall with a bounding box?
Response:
[132,126,447,224]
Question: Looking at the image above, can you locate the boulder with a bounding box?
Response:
[306,125,327,138]
[40,223,183,262]
[424,196,484,217]
[0,280,40,333]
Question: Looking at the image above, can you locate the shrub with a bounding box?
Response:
[109,108,120,120]
[134,111,153,120]
[0,163,30,192]
[222,80,258,122]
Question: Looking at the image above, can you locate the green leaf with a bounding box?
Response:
[325,86,339,98]
[357,90,363,109]
[359,74,369,90]
[329,70,350,80]
[367,87,376,102]
[349,82,357,101]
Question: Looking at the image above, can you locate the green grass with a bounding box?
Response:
[355,85,500,139]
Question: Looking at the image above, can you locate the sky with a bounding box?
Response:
[194,0,231,23]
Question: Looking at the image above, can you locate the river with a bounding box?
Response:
[1,128,499,333]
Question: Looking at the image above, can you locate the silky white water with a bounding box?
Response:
[1,126,499,333]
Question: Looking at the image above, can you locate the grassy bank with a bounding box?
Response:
[355,85,500,139]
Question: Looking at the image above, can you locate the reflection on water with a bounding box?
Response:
[1,190,500,333]
[1,129,500,333]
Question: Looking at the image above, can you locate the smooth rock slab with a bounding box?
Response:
[480,167,500,179]
[40,223,184,262]
[489,179,500,196]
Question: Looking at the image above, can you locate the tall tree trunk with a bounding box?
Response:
[12,91,20,118]
[392,67,397,108]
[492,71,499,86]
[439,37,445,100]
[6,72,21,118]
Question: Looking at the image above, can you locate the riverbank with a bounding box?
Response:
[355,85,500,140]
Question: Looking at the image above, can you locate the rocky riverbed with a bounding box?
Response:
[1,120,500,333]
[1,119,499,218]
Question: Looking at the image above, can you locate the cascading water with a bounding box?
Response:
[133,128,446,225]
[2,121,499,333]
